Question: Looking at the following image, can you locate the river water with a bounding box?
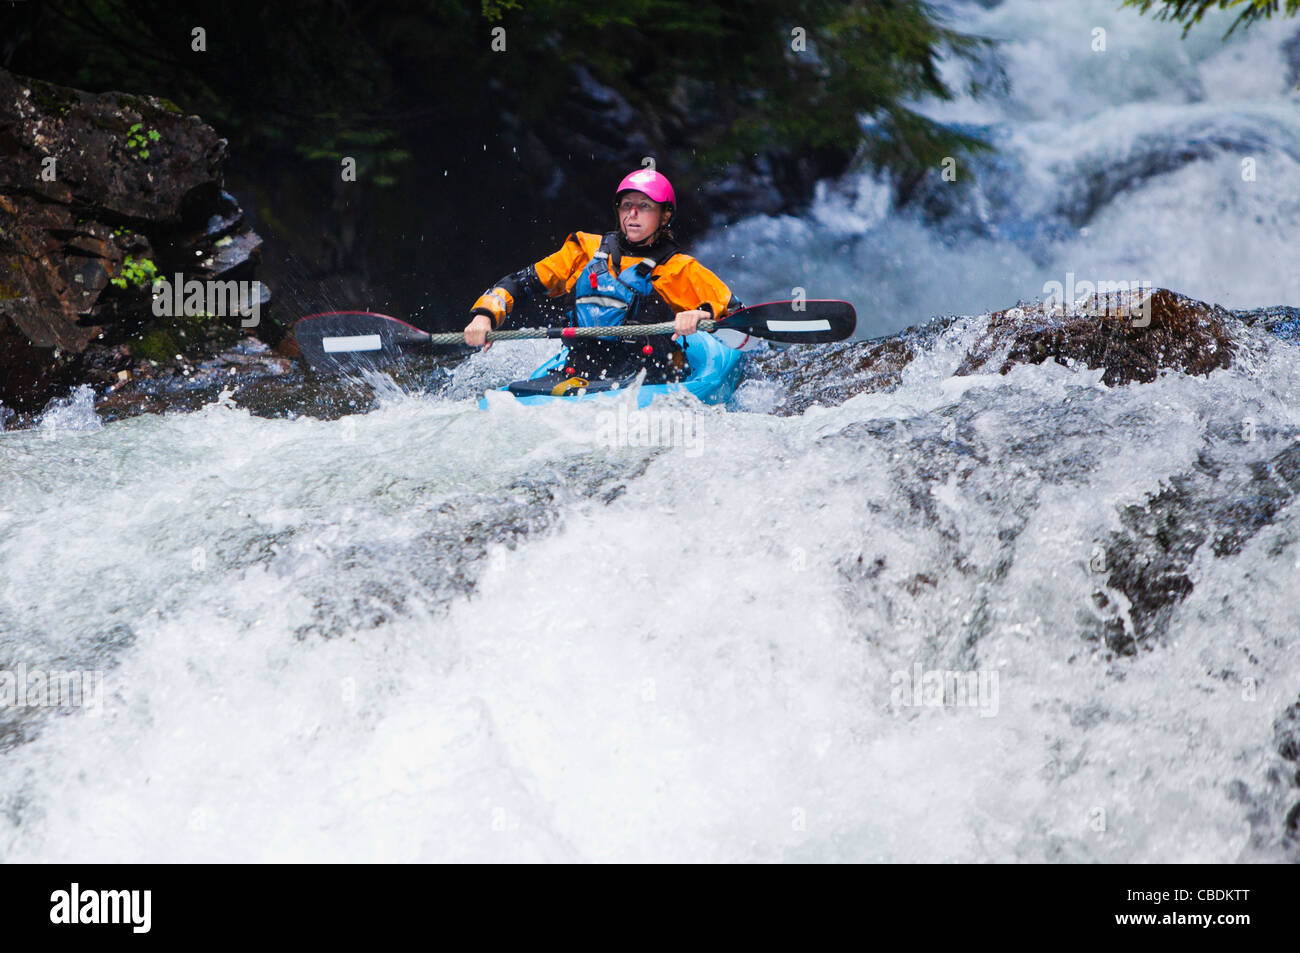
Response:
[0,0,1297,861]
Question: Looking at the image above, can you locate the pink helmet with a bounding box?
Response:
[615,169,675,211]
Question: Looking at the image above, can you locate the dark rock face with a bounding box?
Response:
[747,287,1239,418]
[957,287,1236,385]
[746,336,917,415]
[497,64,854,240]
[0,72,226,221]
[0,69,265,412]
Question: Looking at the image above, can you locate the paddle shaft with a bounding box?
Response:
[427,320,718,344]
[294,300,856,371]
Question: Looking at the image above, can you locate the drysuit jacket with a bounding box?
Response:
[471,231,738,383]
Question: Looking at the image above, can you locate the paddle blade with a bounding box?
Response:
[718,299,856,344]
[710,327,765,351]
[294,311,431,372]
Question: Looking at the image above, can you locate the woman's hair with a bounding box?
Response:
[654,201,676,242]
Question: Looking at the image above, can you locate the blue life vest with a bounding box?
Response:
[572,233,676,337]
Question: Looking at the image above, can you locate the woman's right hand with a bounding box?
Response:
[464,314,494,350]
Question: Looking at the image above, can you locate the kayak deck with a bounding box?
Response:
[480,332,745,408]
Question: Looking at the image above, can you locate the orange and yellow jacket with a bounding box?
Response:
[471,231,737,330]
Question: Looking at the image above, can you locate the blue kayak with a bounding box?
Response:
[480,332,745,409]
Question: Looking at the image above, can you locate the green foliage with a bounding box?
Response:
[294,127,411,187]
[13,0,996,189]
[125,121,161,159]
[486,0,997,173]
[481,0,522,20]
[110,255,157,291]
[1122,0,1300,36]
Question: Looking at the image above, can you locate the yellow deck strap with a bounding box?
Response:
[550,377,590,396]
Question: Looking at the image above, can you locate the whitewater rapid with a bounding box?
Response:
[698,0,1300,337]
[2,0,1299,862]
[2,309,1299,861]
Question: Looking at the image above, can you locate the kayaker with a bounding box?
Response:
[463,169,739,387]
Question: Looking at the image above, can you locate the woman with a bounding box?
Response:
[463,169,739,388]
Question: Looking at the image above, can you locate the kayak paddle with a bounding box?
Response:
[294,299,856,372]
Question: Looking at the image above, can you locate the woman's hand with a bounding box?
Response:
[672,309,709,341]
[464,314,494,350]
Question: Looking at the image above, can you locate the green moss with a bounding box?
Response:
[132,328,178,362]
[155,97,183,115]
[88,113,123,133]
[0,282,21,301]
[130,281,245,364]
[30,81,76,118]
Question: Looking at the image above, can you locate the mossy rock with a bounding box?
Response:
[131,301,244,363]
[115,93,176,126]
[88,112,125,133]
[132,328,179,362]
[29,78,77,118]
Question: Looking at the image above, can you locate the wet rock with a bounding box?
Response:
[1275,699,1300,847]
[1233,304,1300,344]
[0,69,269,411]
[0,72,228,220]
[1088,438,1300,656]
[1278,700,1300,764]
[89,332,458,426]
[747,336,916,415]
[957,287,1236,385]
[0,194,119,355]
[751,288,1239,419]
[194,230,263,280]
[94,337,295,422]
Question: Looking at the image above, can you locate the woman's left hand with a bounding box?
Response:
[672,309,710,341]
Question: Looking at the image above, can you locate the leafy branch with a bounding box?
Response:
[1121,0,1300,37]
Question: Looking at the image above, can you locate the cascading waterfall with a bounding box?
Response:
[698,0,1300,336]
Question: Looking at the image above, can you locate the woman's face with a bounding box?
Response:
[617,191,668,244]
